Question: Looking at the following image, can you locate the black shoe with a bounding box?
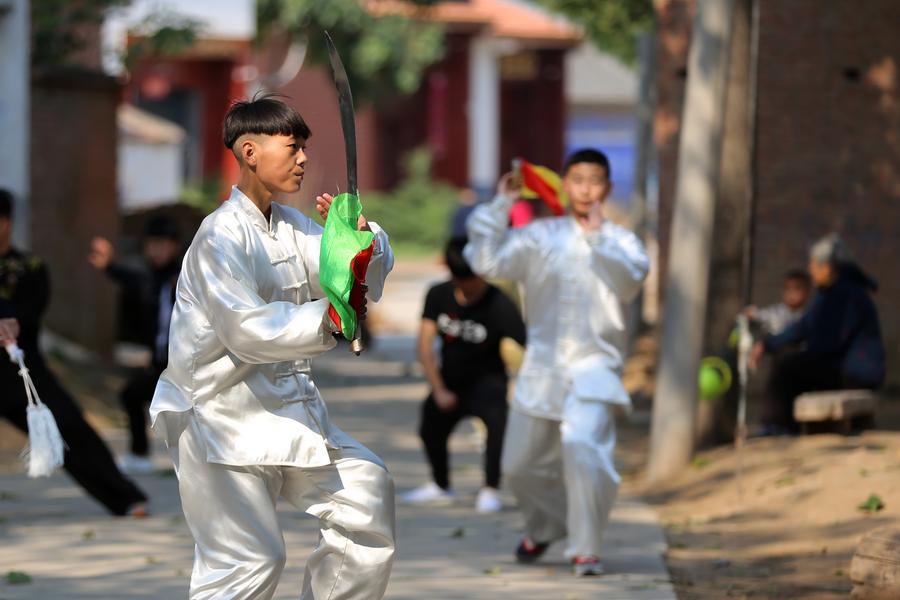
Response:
[515,537,550,563]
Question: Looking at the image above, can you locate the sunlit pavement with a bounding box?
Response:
[0,336,673,599]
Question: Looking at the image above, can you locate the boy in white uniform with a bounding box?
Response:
[151,96,396,599]
[465,149,648,576]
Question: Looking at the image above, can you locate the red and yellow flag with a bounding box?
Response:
[519,159,565,216]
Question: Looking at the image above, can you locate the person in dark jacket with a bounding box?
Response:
[750,234,885,433]
[0,189,148,515]
[88,216,181,473]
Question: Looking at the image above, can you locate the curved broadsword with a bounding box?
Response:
[324,31,364,355]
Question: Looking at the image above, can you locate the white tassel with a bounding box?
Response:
[5,344,65,477]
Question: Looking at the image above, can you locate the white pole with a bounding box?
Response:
[468,36,500,197]
[0,0,30,247]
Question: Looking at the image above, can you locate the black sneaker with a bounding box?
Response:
[515,537,550,563]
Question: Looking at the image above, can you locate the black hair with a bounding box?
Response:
[223,92,312,150]
[563,148,611,179]
[445,236,475,279]
[0,189,11,219]
[143,215,180,241]
[785,268,811,287]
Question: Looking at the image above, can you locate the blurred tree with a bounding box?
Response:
[323,147,459,256]
[257,0,446,103]
[32,0,126,68]
[121,10,202,70]
[535,0,654,65]
[31,0,198,70]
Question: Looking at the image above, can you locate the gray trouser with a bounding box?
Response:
[170,416,396,599]
[502,398,619,558]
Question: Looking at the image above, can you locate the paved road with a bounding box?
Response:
[0,319,674,600]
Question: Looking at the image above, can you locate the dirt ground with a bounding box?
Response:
[645,429,900,599]
[615,337,900,600]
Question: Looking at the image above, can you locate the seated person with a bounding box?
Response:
[744,268,811,336]
[402,237,526,513]
[750,234,885,434]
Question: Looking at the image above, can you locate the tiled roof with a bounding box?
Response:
[368,0,582,46]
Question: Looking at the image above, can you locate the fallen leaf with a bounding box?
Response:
[858,494,885,514]
[692,457,711,470]
[5,571,32,585]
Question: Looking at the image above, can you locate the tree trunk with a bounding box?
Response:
[695,0,754,447]
[648,0,737,485]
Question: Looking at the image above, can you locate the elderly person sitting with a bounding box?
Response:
[750,234,885,434]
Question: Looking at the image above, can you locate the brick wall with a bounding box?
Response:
[655,0,900,389]
[751,0,900,389]
[30,68,119,354]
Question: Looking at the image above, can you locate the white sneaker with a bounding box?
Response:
[400,482,455,505]
[475,487,503,513]
[117,453,156,475]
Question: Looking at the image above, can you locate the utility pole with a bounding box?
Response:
[648,0,737,485]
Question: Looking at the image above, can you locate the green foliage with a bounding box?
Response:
[534,0,654,65]
[31,0,128,68]
[31,0,199,69]
[180,177,222,215]
[362,147,458,256]
[691,456,711,470]
[858,493,885,514]
[5,571,32,585]
[122,10,202,70]
[257,0,446,103]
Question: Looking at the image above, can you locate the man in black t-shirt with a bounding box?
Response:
[402,237,526,513]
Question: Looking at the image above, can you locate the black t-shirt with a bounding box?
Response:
[422,281,526,391]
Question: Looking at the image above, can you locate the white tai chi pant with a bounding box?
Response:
[169,416,396,600]
[502,395,619,558]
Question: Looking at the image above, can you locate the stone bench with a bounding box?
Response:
[794,389,878,434]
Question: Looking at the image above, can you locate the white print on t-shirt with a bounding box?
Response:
[436,313,488,344]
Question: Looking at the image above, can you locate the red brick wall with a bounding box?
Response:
[655,0,900,388]
[30,69,120,354]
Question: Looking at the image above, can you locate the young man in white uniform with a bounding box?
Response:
[465,149,648,576]
[151,96,396,599]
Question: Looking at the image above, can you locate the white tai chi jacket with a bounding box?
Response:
[151,186,394,467]
[465,193,648,420]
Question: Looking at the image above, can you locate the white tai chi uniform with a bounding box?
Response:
[465,193,648,558]
[151,187,396,600]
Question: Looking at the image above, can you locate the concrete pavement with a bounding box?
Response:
[0,329,674,600]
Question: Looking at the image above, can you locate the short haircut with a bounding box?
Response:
[784,268,811,287]
[223,92,312,150]
[563,148,611,179]
[143,215,180,241]
[0,189,11,219]
[445,236,476,279]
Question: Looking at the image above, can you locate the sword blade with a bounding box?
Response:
[324,31,358,196]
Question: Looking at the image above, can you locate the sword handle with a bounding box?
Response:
[350,333,363,356]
